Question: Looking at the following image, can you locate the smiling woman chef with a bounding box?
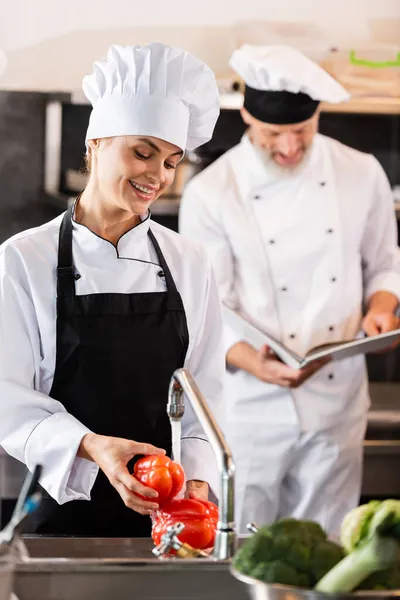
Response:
[0,42,225,536]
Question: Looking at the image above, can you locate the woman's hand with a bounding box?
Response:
[78,433,166,515]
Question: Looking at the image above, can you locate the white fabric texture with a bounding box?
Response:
[228,414,367,536]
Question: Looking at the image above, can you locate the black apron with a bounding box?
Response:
[31,207,189,536]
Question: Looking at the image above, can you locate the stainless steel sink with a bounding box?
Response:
[15,537,249,600]
[21,536,155,560]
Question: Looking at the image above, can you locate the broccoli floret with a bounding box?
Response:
[233,518,343,587]
[309,539,345,583]
[233,529,274,576]
[252,561,309,587]
[316,499,400,593]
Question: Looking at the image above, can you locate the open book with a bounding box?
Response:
[224,306,400,369]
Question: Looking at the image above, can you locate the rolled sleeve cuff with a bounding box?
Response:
[181,437,219,498]
[224,321,245,355]
[224,310,264,374]
[364,273,400,304]
[25,411,99,504]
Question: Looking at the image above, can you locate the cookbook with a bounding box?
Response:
[224,306,400,369]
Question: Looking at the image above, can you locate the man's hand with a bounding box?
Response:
[254,344,330,388]
[185,480,209,501]
[362,311,399,336]
[78,434,166,515]
[226,341,329,389]
[362,291,400,350]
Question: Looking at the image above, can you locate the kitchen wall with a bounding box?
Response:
[0,91,63,241]
[0,0,399,90]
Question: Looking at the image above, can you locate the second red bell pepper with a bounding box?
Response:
[152,497,219,550]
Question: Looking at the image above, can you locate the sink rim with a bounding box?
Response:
[16,557,233,572]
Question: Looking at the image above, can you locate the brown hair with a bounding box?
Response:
[83,149,92,174]
[82,138,113,174]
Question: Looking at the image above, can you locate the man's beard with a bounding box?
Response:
[255,143,313,178]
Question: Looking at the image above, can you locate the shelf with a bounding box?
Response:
[219,93,400,115]
[71,88,400,115]
[321,97,400,115]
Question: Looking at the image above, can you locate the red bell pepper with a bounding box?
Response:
[134,455,184,507]
[152,498,219,550]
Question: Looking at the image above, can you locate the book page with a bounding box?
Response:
[304,329,400,365]
[305,337,361,356]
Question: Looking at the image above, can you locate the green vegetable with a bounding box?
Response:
[233,518,344,587]
[316,500,400,593]
[340,501,380,554]
[358,566,400,590]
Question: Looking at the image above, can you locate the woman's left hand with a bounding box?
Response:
[185,480,209,501]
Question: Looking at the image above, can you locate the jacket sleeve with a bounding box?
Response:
[180,181,252,355]
[0,248,99,504]
[180,252,227,498]
[361,158,400,304]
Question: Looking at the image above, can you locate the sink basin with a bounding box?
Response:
[15,537,248,600]
[21,536,155,561]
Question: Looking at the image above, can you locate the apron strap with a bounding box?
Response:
[57,206,76,298]
[148,229,179,295]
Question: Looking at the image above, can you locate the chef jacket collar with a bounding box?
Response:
[71,199,152,259]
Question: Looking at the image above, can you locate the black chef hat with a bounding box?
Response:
[243,85,320,125]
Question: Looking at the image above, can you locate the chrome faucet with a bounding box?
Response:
[167,368,236,560]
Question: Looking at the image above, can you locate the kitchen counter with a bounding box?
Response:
[10,385,400,599]
[15,537,247,600]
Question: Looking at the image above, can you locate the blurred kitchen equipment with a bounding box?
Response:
[0,555,13,600]
[321,44,400,98]
[246,523,259,534]
[0,465,41,600]
[0,465,42,550]
[0,450,27,530]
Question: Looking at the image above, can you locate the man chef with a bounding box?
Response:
[179,45,400,535]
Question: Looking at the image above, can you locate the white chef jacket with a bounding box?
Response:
[180,133,400,432]
[0,211,225,504]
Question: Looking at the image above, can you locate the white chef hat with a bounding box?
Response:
[83,43,220,151]
[230,45,350,124]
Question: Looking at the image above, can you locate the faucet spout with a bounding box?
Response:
[167,378,185,420]
[167,368,236,560]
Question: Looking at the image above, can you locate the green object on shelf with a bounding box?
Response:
[349,50,400,68]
